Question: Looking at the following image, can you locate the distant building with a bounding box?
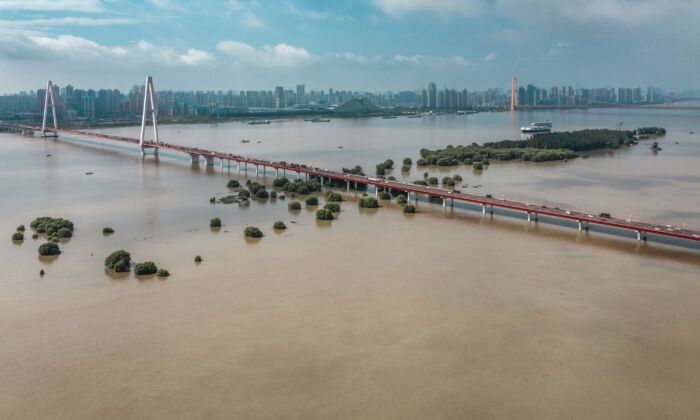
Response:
[274,86,284,109]
[296,84,305,106]
[427,82,436,110]
[333,97,379,114]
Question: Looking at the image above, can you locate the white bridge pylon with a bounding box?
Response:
[41,80,58,137]
[140,75,160,155]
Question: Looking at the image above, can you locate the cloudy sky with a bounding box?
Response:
[1,0,699,93]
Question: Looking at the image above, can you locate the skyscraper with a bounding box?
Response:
[296,84,305,106]
[427,82,436,110]
[274,86,284,109]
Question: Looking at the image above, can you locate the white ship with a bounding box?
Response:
[521,121,552,133]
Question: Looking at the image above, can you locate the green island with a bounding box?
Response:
[30,217,75,242]
[417,127,665,166]
[105,249,131,272]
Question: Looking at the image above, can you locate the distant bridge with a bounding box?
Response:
[2,76,699,247]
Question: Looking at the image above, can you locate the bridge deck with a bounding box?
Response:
[3,122,699,244]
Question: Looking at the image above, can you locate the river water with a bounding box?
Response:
[1,109,699,419]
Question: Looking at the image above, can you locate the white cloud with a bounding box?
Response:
[0,17,142,28]
[287,3,330,20]
[0,31,214,69]
[217,40,316,68]
[0,0,103,12]
[495,0,700,27]
[240,12,265,28]
[372,0,482,18]
[329,52,369,63]
[178,49,214,66]
[30,34,128,59]
[482,51,497,62]
[394,54,426,64]
[226,0,266,28]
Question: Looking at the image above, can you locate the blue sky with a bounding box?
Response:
[1,0,699,92]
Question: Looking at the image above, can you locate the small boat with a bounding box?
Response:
[407,114,422,118]
[241,139,250,143]
[651,141,662,152]
[307,118,330,123]
[85,172,93,175]
[248,120,270,125]
[690,131,694,134]
[521,121,552,133]
[382,116,398,119]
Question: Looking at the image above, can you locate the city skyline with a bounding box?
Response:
[1,0,700,92]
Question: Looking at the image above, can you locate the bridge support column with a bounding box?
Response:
[276,168,279,178]
[244,162,247,173]
[320,177,324,187]
[527,212,538,222]
[189,153,200,164]
[443,198,446,209]
[636,230,647,241]
[375,187,378,198]
[578,221,589,231]
[204,156,215,166]
[482,204,492,215]
[346,181,350,192]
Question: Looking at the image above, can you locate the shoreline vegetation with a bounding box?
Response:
[417,127,665,166]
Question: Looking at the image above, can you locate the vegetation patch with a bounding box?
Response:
[38,242,61,256]
[210,217,222,228]
[244,226,263,238]
[30,217,74,236]
[195,255,202,263]
[342,165,365,176]
[288,201,302,211]
[17,225,25,232]
[316,208,334,220]
[416,128,661,167]
[238,189,251,200]
[102,227,115,235]
[156,268,170,277]
[227,179,241,189]
[375,159,394,175]
[305,196,319,206]
[396,195,408,205]
[324,191,343,202]
[359,197,379,208]
[403,204,416,213]
[12,232,24,241]
[273,221,287,230]
[134,261,158,276]
[323,202,341,212]
[105,249,130,272]
[378,191,392,200]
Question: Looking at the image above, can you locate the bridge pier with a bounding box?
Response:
[276,168,279,178]
[636,230,647,241]
[482,204,493,215]
[189,153,200,164]
[527,212,538,222]
[578,220,589,231]
[255,165,259,175]
[346,181,350,193]
[204,155,215,166]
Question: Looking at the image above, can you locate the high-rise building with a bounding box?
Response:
[427,82,436,110]
[296,84,305,106]
[274,86,284,109]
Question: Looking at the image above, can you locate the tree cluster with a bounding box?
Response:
[105,249,130,272]
[359,197,379,208]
